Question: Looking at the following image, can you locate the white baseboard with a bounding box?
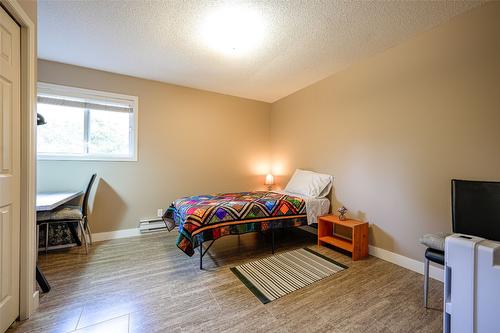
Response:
[369,245,444,282]
[92,228,142,242]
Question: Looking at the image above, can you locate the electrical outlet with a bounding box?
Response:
[157,209,163,217]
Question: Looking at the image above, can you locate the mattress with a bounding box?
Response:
[163,191,308,256]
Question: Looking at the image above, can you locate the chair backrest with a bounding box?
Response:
[82,174,97,218]
[452,179,500,241]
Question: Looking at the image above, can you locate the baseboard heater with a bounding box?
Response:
[138,218,167,233]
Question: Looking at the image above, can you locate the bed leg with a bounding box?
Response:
[198,239,216,270]
[272,229,275,254]
[199,242,203,270]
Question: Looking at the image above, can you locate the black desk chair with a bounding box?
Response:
[37,174,97,255]
[422,180,500,308]
[420,232,449,308]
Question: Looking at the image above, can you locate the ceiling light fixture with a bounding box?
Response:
[200,6,265,56]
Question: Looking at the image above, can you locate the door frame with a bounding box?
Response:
[0,0,37,320]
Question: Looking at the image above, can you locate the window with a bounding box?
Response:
[37,83,138,161]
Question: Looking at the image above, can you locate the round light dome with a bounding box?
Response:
[200,6,266,56]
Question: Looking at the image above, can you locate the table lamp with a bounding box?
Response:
[265,174,274,191]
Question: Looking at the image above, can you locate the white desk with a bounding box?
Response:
[36,191,84,211]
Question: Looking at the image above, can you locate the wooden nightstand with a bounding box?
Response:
[317,215,369,260]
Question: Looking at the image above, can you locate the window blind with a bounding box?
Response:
[37,95,132,113]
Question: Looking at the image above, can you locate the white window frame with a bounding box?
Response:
[37,82,138,161]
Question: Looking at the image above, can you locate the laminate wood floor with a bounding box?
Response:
[9,229,443,333]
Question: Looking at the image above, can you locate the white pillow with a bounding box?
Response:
[284,169,333,198]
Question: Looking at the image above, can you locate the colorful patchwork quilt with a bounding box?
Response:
[163,191,308,256]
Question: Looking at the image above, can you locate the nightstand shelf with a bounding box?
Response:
[319,235,354,252]
[317,215,369,260]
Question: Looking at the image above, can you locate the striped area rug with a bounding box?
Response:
[231,248,347,304]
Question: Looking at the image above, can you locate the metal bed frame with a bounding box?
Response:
[197,228,277,270]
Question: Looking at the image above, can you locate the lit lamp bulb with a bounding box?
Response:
[265,174,274,191]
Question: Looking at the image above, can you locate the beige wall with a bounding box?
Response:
[17,0,37,80]
[17,0,36,25]
[271,2,500,261]
[37,60,271,233]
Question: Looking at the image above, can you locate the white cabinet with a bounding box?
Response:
[444,234,500,333]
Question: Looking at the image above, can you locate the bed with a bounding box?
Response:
[162,169,332,269]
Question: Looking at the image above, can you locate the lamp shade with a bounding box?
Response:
[265,174,274,185]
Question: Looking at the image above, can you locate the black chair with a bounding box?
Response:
[37,174,97,255]
[423,246,445,308]
[420,231,448,307]
[423,179,500,307]
[81,174,97,245]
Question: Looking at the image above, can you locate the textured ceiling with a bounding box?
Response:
[38,0,481,102]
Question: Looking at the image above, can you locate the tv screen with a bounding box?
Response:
[452,179,500,242]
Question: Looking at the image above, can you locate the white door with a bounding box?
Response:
[0,6,21,333]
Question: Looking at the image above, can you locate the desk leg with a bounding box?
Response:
[68,222,82,246]
[36,264,51,293]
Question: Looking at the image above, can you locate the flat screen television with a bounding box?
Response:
[452,179,500,242]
